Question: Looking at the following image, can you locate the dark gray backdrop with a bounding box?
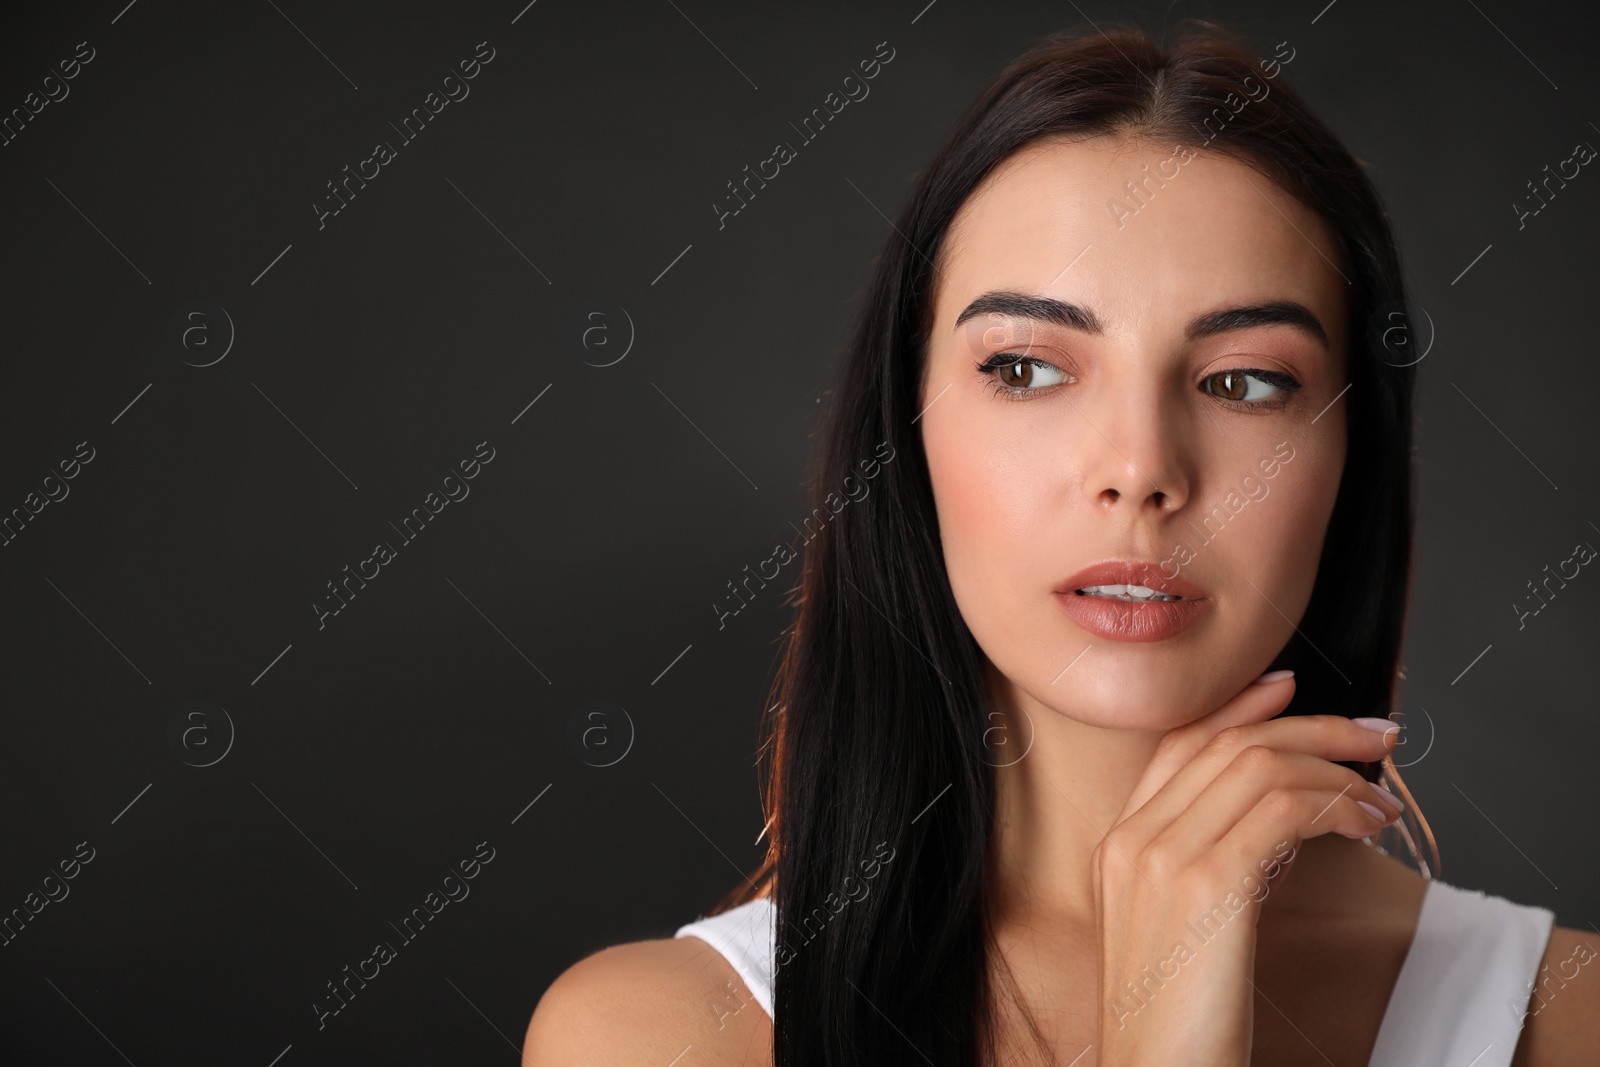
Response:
[1,0,1595,1063]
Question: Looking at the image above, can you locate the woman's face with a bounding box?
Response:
[920,135,1350,731]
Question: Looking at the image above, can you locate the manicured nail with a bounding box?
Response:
[1356,800,1388,821]
[1253,669,1295,685]
[1352,716,1401,737]
[1368,783,1404,811]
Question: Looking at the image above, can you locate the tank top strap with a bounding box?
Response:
[1367,878,1555,1067]
[673,879,1557,1057]
[674,897,778,1020]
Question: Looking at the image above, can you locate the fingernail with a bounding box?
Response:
[1356,800,1389,821]
[1352,716,1401,737]
[1253,669,1295,685]
[1368,783,1405,811]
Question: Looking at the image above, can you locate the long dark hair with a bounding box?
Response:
[714,18,1430,1064]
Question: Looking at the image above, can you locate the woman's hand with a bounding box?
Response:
[1091,671,1403,1067]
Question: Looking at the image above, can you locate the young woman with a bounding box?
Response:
[525,21,1598,1066]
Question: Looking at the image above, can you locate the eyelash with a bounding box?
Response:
[973,354,1303,412]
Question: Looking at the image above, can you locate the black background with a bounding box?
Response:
[0,0,1595,1063]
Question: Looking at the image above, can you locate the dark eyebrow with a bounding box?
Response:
[1186,301,1328,348]
[953,290,1104,334]
[952,290,1329,348]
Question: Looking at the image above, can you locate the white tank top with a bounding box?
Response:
[674,878,1555,1064]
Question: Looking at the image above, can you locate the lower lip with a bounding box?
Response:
[1052,590,1210,642]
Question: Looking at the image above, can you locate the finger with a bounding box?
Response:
[1122,715,1401,836]
[1173,670,1302,748]
[1120,672,1299,818]
[1147,747,1401,865]
[1205,785,1399,897]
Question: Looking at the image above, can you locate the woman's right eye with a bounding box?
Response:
[975,354,1074,397]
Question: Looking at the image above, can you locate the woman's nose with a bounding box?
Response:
[1074,385,1191,514]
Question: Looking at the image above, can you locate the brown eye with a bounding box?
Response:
[978,355,1072,395]
[1203,368,1298,405]
[1213,370,1249,401]
[1000,360,1034,388]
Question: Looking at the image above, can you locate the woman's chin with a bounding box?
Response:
[1043,677,1233,733]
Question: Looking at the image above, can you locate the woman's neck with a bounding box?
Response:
[987,697,1159,931]
[984,686,1391,935]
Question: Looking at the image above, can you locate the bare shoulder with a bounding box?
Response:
[523,935,773,1066]
[1509,923,1600,1067]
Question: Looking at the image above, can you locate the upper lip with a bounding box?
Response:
[1053,560,1208,599]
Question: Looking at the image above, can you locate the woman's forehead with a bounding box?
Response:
[936,136,1348,348]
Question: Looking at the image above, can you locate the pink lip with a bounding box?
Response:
[1052,560,1210,643]
[1054,560,1208,599]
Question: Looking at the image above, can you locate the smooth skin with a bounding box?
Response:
[523,137,1598,1065]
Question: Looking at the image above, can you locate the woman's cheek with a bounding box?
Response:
[928,456,999,608]
[926,440,1037,645]
[1234,445,1341,614]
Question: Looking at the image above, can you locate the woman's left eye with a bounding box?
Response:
[1202,368,1302,407]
